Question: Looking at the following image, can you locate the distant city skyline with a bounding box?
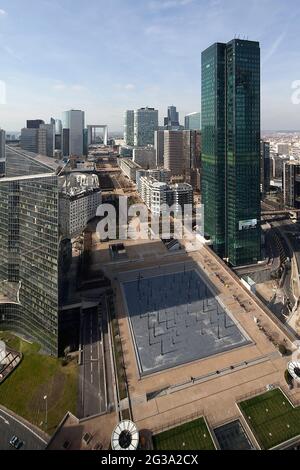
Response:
[0,0,300,131]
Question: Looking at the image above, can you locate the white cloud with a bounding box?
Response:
[71,84,86,92]
[53,81,86,92]
[53,82,66,91]
[124,83,135,90]
[0,9,6,16]
[148,0,193,11]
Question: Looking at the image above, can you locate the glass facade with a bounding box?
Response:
[124,110,134,146]
[134,107,158,147]
[201,40,261,266]
[0,148,62,355]
[185,112,201,131]
[201,43,226,258]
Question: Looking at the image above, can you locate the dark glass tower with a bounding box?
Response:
[201,43,226,258]
[201,39,261,267]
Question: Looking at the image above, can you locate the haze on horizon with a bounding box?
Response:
[0,0,300,132]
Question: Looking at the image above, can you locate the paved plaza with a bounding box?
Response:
[122,268,250,375]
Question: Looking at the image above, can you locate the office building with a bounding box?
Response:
[20,127,47,155]
[185,112,201,131]
[139,176,193,216]
[62,110,85,157]
[134,107,158,147]
[0,129,5,175]
[118,158,141,182]
[277,143,290,156]
[132,146,156,169]
[283,161,300,209]
[136,168,171,193]
[26,119,45,129]
[164,131,186,176]
[164,106,180,129]
[0,146,68,355]
[164,130,200,176]
[59,174,101,238]
[51,118,63,151]
[260,141,270,196]
[154,130,165,166]
[124,110,134,146]
[201,39,261,266]
[40,123,55,157]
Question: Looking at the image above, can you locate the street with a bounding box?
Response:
[79,305,107,418]
[0,408,47,450]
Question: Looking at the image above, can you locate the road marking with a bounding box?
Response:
[0,414,9,425]
[0,409,47,445]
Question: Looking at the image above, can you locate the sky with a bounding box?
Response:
[0,0,300,132]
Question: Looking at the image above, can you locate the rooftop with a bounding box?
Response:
[6,145,64,174]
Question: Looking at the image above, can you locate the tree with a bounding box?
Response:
[279,344,287,356]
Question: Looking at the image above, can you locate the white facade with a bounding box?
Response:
[59,173,101,238]
[139,176,193,215]
[62,110,85,157]
[118,157,141,182]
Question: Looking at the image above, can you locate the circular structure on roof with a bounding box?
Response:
[288,361,300,382]
[111,420,139,451]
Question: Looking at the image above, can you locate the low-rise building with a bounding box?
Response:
[118,157,141,182]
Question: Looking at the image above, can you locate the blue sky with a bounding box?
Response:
[0,0,300,131]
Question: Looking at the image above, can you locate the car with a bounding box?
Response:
[9,436,24,450]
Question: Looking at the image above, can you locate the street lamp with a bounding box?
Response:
[43,395,48,430]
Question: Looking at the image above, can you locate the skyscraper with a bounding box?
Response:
[20,127,47,155]
[26,119,45,129]
[201,39,261,266]
[40,123,55,157]
[124,110,134,146]
[154,130,165,166]
[0,129,5,175]
[185,112,201,131]
[62,109,85,157]
[134,107,158,147]
[0,146,68,355]
[164,106,180,129]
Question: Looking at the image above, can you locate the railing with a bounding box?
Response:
[151,409,204,436]
[236,383,281,403]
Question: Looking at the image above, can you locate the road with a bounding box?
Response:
[79,305,107,418]
[0,408,47,450]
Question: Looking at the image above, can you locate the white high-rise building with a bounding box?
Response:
[134,107,158,147]
[62,110,85,157]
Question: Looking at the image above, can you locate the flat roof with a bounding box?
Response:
[6,145,64,173]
